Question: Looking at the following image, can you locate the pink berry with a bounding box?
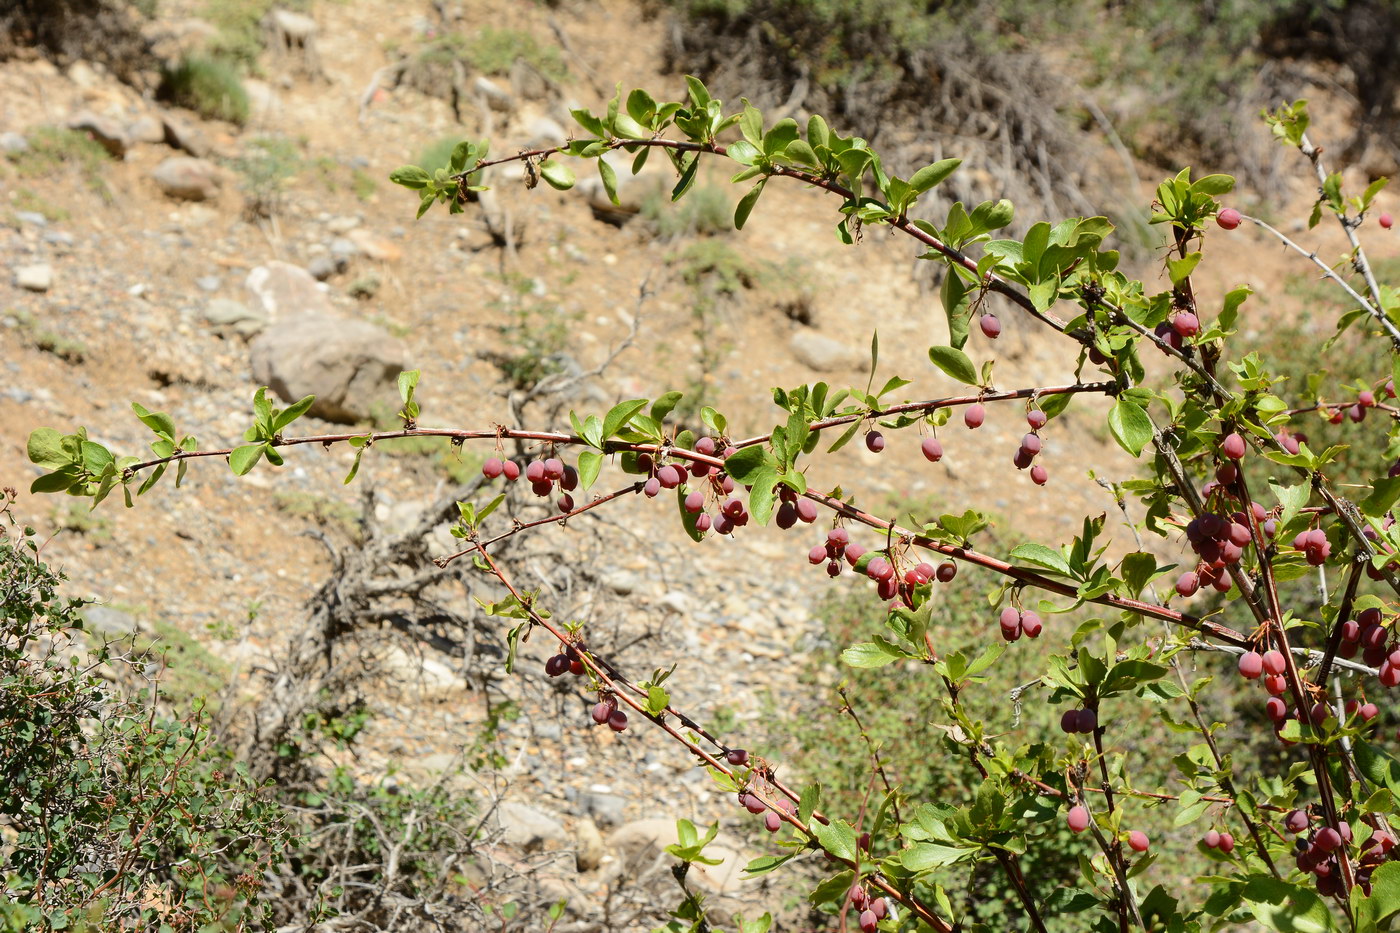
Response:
[482,457,504,478]
[726,748,750,766]
[643,477,661,498]
[921,436,944,462]
[1128,831,1150,853]
[1204,829,1221,849]
[1030,464,1048,486]
[764,811,782,833]
[1262,649,1286,675]
[685,490,705,513]
[808,545,828,565]
[1027,409,1048,430]
[1067,805,1090,833]
[1221,433,1246,460]
[1219,833,1235,853]
[1172,311,1200,338]
[1020,610,1043,639]
[1217,208,1242,230]
[501,459,521,481]
[980,313,1001,339]
[1176,572,1200,597]
[543,457,564,481]
[964,404,985,429]
[1382,213,1394,229]
[859,909,877,933]
[1238,651,1264,679]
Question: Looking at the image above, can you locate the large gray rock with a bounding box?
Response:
[580,791,627,827]
[152,157,221,201]
[125,114,167,146]
[161,116,211,157]
[67,111,128,157]
[789,330,861,372]
[249,313,406,423]
[244,261,334,319]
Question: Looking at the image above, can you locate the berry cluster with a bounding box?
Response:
[1201,829,1236,853]
[544,645,585,678]
[1323,380,1394,425]
[483,455,580,513]
[1336,607,1400,687]
[656,438,753,535]
[1285,809,1390,897]
[1013,409,1049,486]
[738,789,796,833]
[998,606,1043,642]
[1291,528,1332,567]
[1058,707,1097,735]
[589,694,628,732]
[849,885,888,933]
[1175,503,1272,597]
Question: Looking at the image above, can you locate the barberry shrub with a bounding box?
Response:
[24,85,1400,932]
[0,489,292,930]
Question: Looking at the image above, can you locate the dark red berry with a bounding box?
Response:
[482,458,504,479]
[608,709,628,732]
[1217,207,1242,230]
[980,313,1001,339]
[921,436,943,462]
[865,431,885,453]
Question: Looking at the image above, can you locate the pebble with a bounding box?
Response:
[15,263,53,292]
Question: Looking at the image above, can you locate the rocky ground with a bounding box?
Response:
[1,0,1390,929]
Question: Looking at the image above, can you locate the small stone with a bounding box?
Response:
[152,156,222,201]
[575,818,605,872]
[67,111,128,157]
[195,275,222,292]
[329,237,358,268]
[14,211,47,227]
[125,115,166,145]
[160,116,211,157]
[15,263,53,292]
[81,605,137,637]
[493,801,568,852]
[0,132,29,154]
[203,298,268,338]
[42,232,74,248]
[789,331,860,372]
[474,76,514,112]
[347,228,401,263]
[307,256,337,281]
[244,261,334,319]
[581,792,627,827]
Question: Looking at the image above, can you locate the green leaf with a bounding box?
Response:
[841,641,905,668]
[747,467,779,526]
[1240,874,1339,932]
[734,179,766,230]
[1270,481,1311,528]
[650,391,684,423]
[1362,477,1400,517]
[131,403,176,439]
[539,160,575,191]
[603,399,648,438]
[389,165,431,189]
[571,108,606,136]
[909,158,961,194]
[723,445,774,484]
[726,139,760,166]
[1107,400,1152,457]
[1009,543,1071,576]
[576,449,602,492]
[30,467,80,495]
[597,158,620,205]
[927,345,979,385]
[27,428,70,469]
[272,394,316,433]
[229,443,265,476]
[941,270,972,350]
[810,819,858,862]
[904,841,977,870]
[1190,173,1235,196]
